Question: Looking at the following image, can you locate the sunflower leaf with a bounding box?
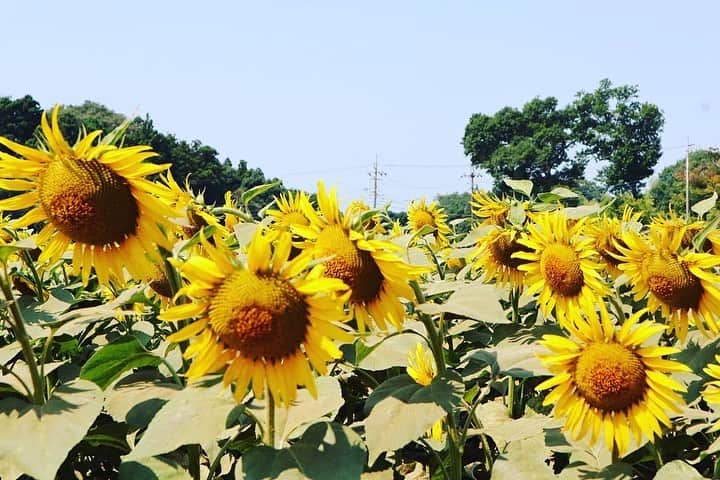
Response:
[654,460,704,479]
[241,182,281,207]
[503,178,533,197]
[691,191,717,219]
[692,213,720,252]
[364,371,464,415]
[80,336,162,390]
[239,421,365,480]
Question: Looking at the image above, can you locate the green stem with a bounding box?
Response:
[461,391,493,472]
[650,441,663,468]
[608,291,626,322]
[39,327,56,397]
[20,250,44,302]
[507,377,515,419]
[207,432,239,480]
[265,391,276,448]
[0,265,44,404]
[0,363,33,398]
[187,444,201,480]
[419,438,450,480]
[510,287,520,324]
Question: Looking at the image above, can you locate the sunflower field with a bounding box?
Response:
[2,108,720,480]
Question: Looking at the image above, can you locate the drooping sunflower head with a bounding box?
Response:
[537,310,690,455]
[266,190,318,233]
[513,210,608,327]
[468,226,532,288]
[0,105,175,285]
[407,198,452,247]
[614,228,720,340]
[471,191,509,226]
[159,171,227,239]
[585,206,641,278]
[346,199,387,236]
[159,229,352,405]
[293,182,428,332]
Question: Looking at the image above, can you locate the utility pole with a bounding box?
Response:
[686,137,694,219]
[369,155,386,208]
[462,169,477,193]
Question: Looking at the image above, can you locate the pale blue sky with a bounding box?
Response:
[3,2,718,208]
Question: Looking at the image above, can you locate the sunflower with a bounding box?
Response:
[513,211,608,327]
[159,229,351,405]
[702,356,720,430]
[293,182,427,332]
[159,171,227,239]
[585,206,641,279]
[266,191,318,233]
[223,191,241,231]
[468,226,531,287]
[537,310,690,456]
[471,191,509,226]
[346,199,386,236]
[614,229,720,340]
[0,106,174,285]
[407,198,452,247]
[650,211,706,251]
[407,343,444,441]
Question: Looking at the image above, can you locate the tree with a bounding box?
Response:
[570,79,664,196]
[649,149,720,215]
[463,97,585,193]
[0,95,43,144]
[435,192,471,233]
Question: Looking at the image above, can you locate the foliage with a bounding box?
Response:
[649,149,720,216]
[0,95,43,145]
[570,79,664,196]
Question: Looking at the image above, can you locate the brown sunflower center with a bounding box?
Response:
[596,234,626,268]
[574,342,646,412]
[646,254,703,310]
[148,267,173,298]
[413,210,436,230]
[316,225,383,304]
[208,270,309,361]
[38,158,139,245]
[541,243,584,296]
[489,234,532,270]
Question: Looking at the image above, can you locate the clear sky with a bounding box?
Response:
[3,2,719,208]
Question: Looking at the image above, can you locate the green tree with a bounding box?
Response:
[649,149,720,215]
[570,79,664,196]
[0,95,43,144]
[436,192,471,234]
[463,97,584,193]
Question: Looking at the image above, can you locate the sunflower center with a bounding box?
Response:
[316,225,383,305]
[540,243,584,296]
[208,270,309,361]
[38,158,139,245]
[489,234,532,269]
[646,254,703,309]
[596,234,626,268]
[148,267,173,298]
[574,342,646,412]
[413,210,436,229]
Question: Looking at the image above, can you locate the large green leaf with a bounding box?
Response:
[80,336,162,390]
[691,191,717,218]
[491,435,555,480]
[418,282,508,323]
[503,178,533,197]
[358,333,428,371]
[463,339,550,379]
[364,372,464,415]
[470,399,554,447]
[239,421,366,480]
[0,380,103,480]
[654,460,704,479]
[280,376,344,442]
[124,379,236,461]
[105,379,182,430]
[119,457,192,480]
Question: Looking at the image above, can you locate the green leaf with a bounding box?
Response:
[125,379,236,461]
[693,214,720,252]
[654,461,703,479]
[503,178,533,197]
[691,191,717,218]
[491,435,555,480]
[564,204,600,219]
[240,421,366,480]
[80,336,162,390]
[508,202,526,226]
[83,422,131,453]
[550,187,578,198]
[537,192,561,203]
[357,333,427,371]
[463,339,550,379]
[0,380,103,480]
[0,237,37,263]
[280,376,345,442]
[365,371,464,416]
[241,182,280,206]
[472,399,552,445]
[418,281,509,323]
[105,379,182,430]
[119,457,192,480]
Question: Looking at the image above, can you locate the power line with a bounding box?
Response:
[369,155,386,208]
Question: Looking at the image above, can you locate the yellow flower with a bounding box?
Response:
[650,211,706,251]
[614,228,720,340]
[702,355,720,430]
[159,229,351,405]
[159,171,227,239]
[513,211,608,327]
[267,191,318,233]
[294,182,427,332]
[346,199,386,235]
[585,206,641,279]
[223,191,241,230]
[471,191,509,226]
[407,343,444,441]
[407,198,452,247]
[468,226,531,287]
[0,105,174,285]
[537,310,690,456]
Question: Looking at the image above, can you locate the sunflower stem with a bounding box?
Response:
[650,441,663,468]
[265,391,276,448]
[0,265,44,404]
[20,250,45,303]
[507,376,515,419]
[510,287,520,323]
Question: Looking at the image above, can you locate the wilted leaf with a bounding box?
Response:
[654,460,704,480]
[239,422,366,480]
[0,380,103,480]
[125,379,236,461]
[503,178,533,197]
[80,336,162,390]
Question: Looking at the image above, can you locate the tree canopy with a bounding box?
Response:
[649,149,720,214]
[462,80,664,194]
